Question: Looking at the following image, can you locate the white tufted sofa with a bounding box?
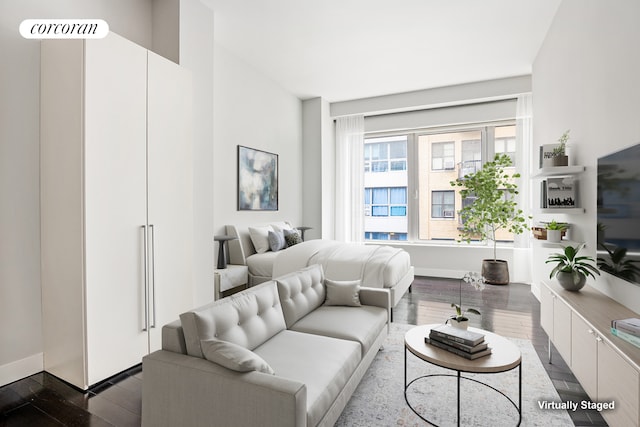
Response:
[142,264,390,427]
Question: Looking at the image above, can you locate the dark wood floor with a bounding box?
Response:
[0,276,607,426]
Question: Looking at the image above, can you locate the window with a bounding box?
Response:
[495,125,517,167]
[364,136,409,241]
[364,187,407,217]
[362,124,519,243]
[432,191,455,218]
[431,142,455,170]
[364,136,407,173]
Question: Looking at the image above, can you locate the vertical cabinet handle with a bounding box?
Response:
[142,225,149,332]
[150,224,157,328]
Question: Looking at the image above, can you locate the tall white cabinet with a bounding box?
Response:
[40,32,193,390]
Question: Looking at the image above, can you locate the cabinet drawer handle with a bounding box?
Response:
[596,336,603,342]
[587,329,594,335]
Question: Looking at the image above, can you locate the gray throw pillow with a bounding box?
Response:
[268,230,286,252]
[324,279,362,307]
[283,228,302,247]
[200,338,275,374]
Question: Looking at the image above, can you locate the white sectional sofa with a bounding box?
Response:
[142,264,390,427]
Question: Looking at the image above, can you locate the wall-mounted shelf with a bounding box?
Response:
[537,207,585,214]
[531,238,582,248]
[532,165,586,178]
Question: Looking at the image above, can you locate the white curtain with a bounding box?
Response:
[514,93,532,249]
[335,115,364,242]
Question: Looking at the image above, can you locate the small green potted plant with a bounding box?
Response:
[552,130,570,166]
[546,243,599,291]
[446,272,484,329]
[545,220,568,243]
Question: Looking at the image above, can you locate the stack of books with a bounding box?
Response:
[611,318,640,348]
[425,324,492,360]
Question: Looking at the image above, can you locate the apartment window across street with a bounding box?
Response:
[431,191,455,218]
[363,124,518,243]
[431,141,455,170]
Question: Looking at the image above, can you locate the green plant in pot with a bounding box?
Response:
[545,219,568,243]
[446,272,484,329]
[450,154,529,285]
[546,243,599,291]
[552,130,570,166]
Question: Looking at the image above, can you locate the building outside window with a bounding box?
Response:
[364,136,408,241]
[364,124,518,243]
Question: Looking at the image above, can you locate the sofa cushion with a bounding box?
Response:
[268,230,287,252]
[248,225,273,253]
[253,330,360,427]
[290,305,387,357]
[180,281,286,358]
[276,264,326,328]
[201,338,275,374]
[324,279,361,307]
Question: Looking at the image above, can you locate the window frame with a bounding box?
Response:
[363,120,517,244]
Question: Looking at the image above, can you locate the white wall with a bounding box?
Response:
[179,0,215,306]
[532,0,640,311]
[213,43,303,252]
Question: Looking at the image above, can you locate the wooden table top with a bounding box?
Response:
[405,324,522,373]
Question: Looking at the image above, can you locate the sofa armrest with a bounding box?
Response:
[142,350,307,427]
[359,287,391,327]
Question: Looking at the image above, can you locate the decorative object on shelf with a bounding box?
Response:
[546,243,600,291]
[237,145,278,211]
[214,235,238,269]
[295,226,312,241]
[546,176,577,208]
[450,154,529,285]
[551,130,570,166]
[445,272,484,330]
[545,220,569,243]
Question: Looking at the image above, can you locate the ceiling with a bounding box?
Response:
[208,0,562,103]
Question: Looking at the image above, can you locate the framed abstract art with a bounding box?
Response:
[237,145,278,211]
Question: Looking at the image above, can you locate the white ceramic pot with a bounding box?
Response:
[547,229,562,243]
[448,317,469,330]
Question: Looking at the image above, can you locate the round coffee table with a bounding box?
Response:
[404,324,522,426]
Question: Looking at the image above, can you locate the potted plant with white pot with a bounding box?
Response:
[545,219,568,243]
[450,154,529,285]
[546,243,600,291]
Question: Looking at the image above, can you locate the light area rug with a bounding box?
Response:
[335,323,573,427]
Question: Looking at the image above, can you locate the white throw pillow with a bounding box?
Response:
[270,221,293,232]
[248,225,273,254]
[324,279,362,307]
[200,338,275,374]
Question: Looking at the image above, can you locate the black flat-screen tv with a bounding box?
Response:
[596,142,640,285]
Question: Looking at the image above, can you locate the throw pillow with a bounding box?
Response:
[200,338,275,374]
[324,279,362,307]
[248,225,273,254]
[283,228,302,247]
[268,230,287,252]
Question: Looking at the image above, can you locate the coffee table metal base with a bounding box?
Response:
[404,347,522,426]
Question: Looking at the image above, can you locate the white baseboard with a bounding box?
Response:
[0,353,43,387]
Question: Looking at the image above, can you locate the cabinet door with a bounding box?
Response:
[553,295,572,364]
[571,313,597,398]
[84,33,149,385]
[146,51,194,351]
[540,283,554,338]
[598,339,640,427]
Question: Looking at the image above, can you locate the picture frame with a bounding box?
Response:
[237,145,278,211]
